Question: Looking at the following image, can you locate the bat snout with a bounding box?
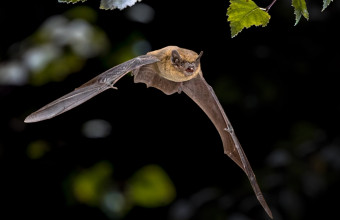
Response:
[186,66,194,73]
[184,64,196,76]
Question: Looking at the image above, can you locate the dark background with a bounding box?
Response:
[1,0,340,219]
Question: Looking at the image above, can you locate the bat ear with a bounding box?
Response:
[196,51,203,61]
[171,50,182,65]
[196,51,203,65]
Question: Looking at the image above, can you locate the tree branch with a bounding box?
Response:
[265,0,277,12]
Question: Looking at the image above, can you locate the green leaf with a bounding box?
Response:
[100,0,142,10]
[58,0,87,3]
[227,0,271,38]
[127,165,176,207]
[322,0,333,12]
[292,0,309,25]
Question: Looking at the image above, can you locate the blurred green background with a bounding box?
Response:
[1,1,340,219]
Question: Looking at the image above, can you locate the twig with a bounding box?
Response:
[265,0,277,12]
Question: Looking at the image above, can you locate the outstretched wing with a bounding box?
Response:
[25,55,159,123]
[182,73,273,219]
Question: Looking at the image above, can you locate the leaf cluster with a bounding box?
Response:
[226,0,334,37]
[58,0,335,37]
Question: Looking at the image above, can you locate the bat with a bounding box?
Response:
[24,46,273,218]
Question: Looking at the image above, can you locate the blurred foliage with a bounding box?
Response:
[127,164,176,207]
[26,139,50,159]
[65,6,98,23]
[70,161,113,206]
[59,0,87,3]
[0,6,109,86]
[100,0,142,10]
[65,162,175,218]
[0,6,151,86]
[107,33,151,64]
[82,119,112,138]
[29,9,109,85]
[58,0,142,10]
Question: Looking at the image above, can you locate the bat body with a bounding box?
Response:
[25,46,273,218]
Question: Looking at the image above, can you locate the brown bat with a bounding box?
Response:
[25,46,273,218]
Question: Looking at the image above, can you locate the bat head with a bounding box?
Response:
[171,50,203,76]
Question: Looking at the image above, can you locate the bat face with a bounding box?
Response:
[171,49,203,76]
[24,46,272,219]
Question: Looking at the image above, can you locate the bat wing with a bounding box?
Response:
[181,73,273,219]
[25,55,159,123]
[132,64,182,95]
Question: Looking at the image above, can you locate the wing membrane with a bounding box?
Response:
[25,55,159,123]
[182,73,273,219]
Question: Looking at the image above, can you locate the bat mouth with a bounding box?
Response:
[186,67,194,73]
[183,64,196,76]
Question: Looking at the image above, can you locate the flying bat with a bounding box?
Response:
[24,46,273,218]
